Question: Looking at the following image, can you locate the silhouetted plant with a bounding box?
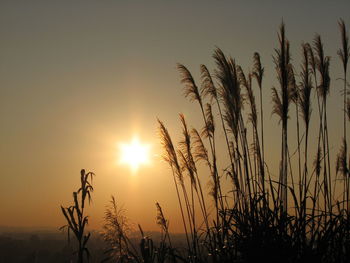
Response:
[102,196,139,263]
[60,169,95,263]
[157,20,350,263]
[272,22,293,214]
[252,52,266,197]
[101,198,182,263]
[337,18,349,213]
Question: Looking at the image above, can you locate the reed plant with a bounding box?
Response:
[156,21,350,263]
[101,197,179,263]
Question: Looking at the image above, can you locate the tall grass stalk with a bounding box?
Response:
[272,22,293,214]
[337,19,349,212]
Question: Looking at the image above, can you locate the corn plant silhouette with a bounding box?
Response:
[60,169,95,263]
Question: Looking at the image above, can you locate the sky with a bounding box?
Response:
[0,0,349,233]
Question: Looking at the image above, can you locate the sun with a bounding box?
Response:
[119,137,151,172]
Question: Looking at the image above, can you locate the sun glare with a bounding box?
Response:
[119,137,151,172]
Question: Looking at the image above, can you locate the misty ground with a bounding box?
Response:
[0,227,187,263]
[0,227,101,262]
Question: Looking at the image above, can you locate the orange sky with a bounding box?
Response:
[0,0,349,233]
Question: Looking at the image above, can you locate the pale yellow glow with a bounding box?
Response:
[119,137,151,172]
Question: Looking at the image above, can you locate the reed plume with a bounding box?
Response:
[252,52,265,188]
[314,34,332,214]
[102,196,139,262]
[337,19,349,212]
[338,19,349,142]
[272,22,293,213]
[158,119,191,253]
